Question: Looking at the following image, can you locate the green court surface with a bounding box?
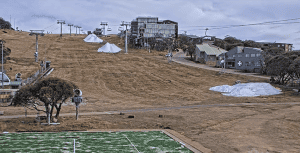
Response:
[0,131,193,153]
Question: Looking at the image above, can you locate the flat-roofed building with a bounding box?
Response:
[130,16,178,47]
[258,42,293,52]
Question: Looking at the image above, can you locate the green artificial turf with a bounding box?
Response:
[0,131,193,153]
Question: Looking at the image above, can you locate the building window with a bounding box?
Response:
[278,45,280,47]
[251,54,255,57]
[256,54,261,57]
[245,62,250,66]
[233,55,236,57]
[238,54,242,57]
[245,54,249,57]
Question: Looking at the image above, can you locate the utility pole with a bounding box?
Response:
[29,30,45,63]
[57,20,65,37]
[100,22,108,36]
[78,26,82,35]
[120,21,130,54]
[68,24,73,36]
[1,40,5,90]
[14,18,15,30]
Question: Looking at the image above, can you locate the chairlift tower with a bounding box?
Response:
[120,21,130,54]
[68,24,73,36]
[74,25,78,36]
[29,30,45,63]
[78,26,82,35]
[57,20,65,37]
[100,22,108,36]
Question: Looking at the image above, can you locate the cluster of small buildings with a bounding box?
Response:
[189,35,294,73]
[130,16,178,47]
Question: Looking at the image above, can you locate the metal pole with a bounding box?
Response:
[70,26,71,36]
[224,54,226,72]
[1,41,3,89]
[76,103,79,120]
[45,44,46,70]
[103,25,105,36]
[60,23,62,37]
[125,30,128,54]
[36,35,38,62]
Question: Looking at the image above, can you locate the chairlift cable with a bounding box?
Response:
[187,17,300,28]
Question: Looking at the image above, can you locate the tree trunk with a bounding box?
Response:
[55,103,63,118]
[50,103,55,120]
[45,104,50,125]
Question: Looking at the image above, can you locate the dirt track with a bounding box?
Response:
[0,30,300,153]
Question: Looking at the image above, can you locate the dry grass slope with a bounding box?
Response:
[0,30,299,153]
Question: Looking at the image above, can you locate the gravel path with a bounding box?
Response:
[1,102,300,119]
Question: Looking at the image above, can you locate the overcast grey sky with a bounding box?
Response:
[2,0,300,49]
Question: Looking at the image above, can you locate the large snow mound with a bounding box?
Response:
[209,82,282,97]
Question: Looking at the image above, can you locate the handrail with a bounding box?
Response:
[21,67,53,86]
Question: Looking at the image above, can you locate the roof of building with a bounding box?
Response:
[196,44,227,56]
[257,42,293,45]
[186,35,200,39]
[137,16,158,19]
[162,20,178,24]
[230,46,262,53]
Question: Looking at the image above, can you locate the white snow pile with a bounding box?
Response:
[209,82,282,97]
[84,34,103,43]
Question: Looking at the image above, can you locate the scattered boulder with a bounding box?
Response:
[0,111,4,115]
